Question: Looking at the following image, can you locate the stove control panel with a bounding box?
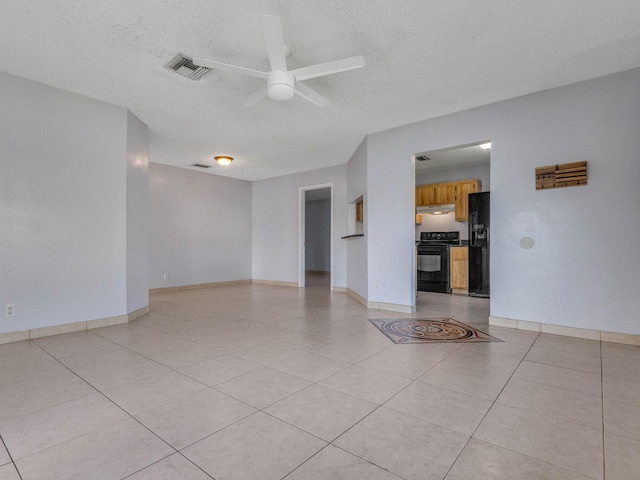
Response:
[420,231,460,244]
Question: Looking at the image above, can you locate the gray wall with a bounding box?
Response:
[0,72,148,334]
[126,111,149,312]
[305,199,331,271]
[346,138,368,298]
[361,68,640,334]
[149,163,252,288]
[252,164,347,288]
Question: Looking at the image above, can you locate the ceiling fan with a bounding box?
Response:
[191,15,365,107]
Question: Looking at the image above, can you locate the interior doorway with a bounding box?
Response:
[298,184,333,289]
[413,141,491,305]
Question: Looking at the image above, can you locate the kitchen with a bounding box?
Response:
[414,142,491,298]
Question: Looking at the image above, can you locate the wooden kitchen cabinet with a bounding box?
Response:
[356,200,363,222]
[415,179,481,221]
[454,179,481,221]
[415,184,437,206]
[435,183,456,204]
[450,246,469,292]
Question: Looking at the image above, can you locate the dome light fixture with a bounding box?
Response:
[214,156,234,167]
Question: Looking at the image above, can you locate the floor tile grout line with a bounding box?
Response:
[521,357,602,376]
[32,338,231,480]
[119,452,217,480]
[5,287,491,479]
[440,330,542,479]
[0,435,24,480]
[505,366,604,400]
[22,340,202,477]
[283,342,469,478]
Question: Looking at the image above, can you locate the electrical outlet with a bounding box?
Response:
[163,273,169,280]
[5,304,16,317]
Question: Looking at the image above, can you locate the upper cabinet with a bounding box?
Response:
[416,179,481,221]
[435,183,457,205]
[454,179,481,221]
[415,184,436,206]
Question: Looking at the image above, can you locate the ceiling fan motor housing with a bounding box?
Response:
[267,70,295,101]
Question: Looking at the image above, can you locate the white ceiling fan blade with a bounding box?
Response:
[294,82,331,107]
[261,15,287,71]
[243,85,268,106]
[191,57,268,79]
[290,56,365,81]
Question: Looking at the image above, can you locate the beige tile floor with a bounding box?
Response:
[1,276,639,479]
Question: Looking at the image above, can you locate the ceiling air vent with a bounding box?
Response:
[416,155,431,162]
[165,54,209,80]
[190,163,211,169]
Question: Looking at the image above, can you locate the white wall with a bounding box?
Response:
[364,68,640,334]
[0,73,141,334]
[126,111,149,312]
[149,163,252,288]
[346,139,368,298]
[252,165,347,288]
[417,212,466,241]
[305,199,331,271]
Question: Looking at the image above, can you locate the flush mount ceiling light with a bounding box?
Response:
[479,142,492,150]
[214,156,233,167]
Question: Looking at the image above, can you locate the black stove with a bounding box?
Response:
[417,232,459,293]
[419,231,460,246]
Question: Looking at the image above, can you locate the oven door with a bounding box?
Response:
[417,245,450,293]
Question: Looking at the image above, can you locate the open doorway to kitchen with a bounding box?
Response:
[414,141,491,309]
[298,184,333,289]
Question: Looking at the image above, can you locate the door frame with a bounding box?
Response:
[298,183,333,288]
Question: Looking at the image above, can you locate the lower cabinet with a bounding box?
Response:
[450,246,469,292]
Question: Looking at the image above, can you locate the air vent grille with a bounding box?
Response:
[165,54,209,80]
[191,163,211,169]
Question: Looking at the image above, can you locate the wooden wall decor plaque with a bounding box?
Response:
[536,161,587,190]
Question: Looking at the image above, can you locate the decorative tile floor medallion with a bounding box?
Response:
[369,318,502,344]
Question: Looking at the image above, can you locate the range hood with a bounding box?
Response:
[416,204,455,215]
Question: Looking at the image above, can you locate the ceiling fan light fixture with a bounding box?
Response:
[214,156,233,167]
[267,70,295,101]
[189,15,365,107]
[268,83,294,101]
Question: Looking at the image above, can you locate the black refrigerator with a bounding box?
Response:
[468,192,490,297]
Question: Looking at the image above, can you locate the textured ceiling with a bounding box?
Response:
[415,143,490,173]
[2,1,639,181]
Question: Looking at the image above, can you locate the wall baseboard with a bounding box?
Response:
[332,286,347,292]
[150,279,252,294]
[0,306,150,345]
[252,279,299,288]
[489,316,640,346]
[346,288,415,314]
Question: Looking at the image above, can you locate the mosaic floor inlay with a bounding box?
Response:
[369,318,502,344]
